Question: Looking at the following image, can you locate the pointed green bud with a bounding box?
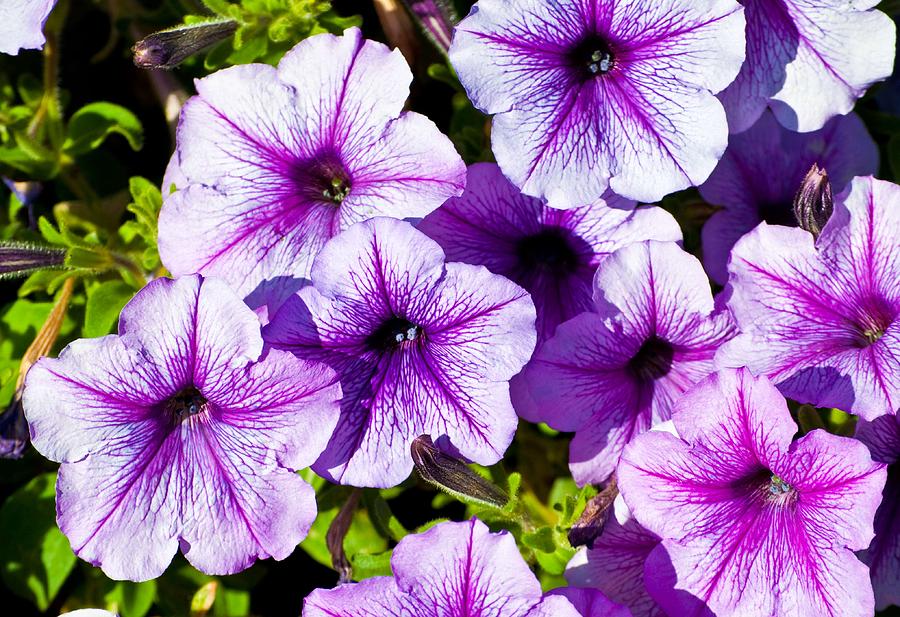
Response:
[411,435,508,508]
[133,19,238,70]
[0,241,66,280]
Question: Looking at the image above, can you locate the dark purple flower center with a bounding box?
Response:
[568,34,616,79]
[627,336,674,383]
[291,153,352,205]
[165,386,208,422]
[759,201,797,227]
[516,228,580,275]
[366,316,422,351]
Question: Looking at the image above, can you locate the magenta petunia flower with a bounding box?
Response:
[566,495,663,617]
[718,175,900,420]
[418,162,681,344]
[159,27,466,296]
[22,275,341,581]
[719,0,895,133]
[264,217,536,488]
[449,0,745,206]
[699,111,878,284]
[0,0,55,55]
[618,368,886,617]
[519,241,734,485]
[856,414,900,610]
[303,518,584,617]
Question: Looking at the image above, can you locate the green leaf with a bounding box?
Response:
[105,580,157,617]
[522,526,555,553]
[63,102,144,156]
[363,491,408,542]
[0,473,77,610]
[83,280,136,337]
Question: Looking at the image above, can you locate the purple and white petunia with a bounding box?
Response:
[159,27,465,296]
[418,162,682,344]
[719,0,895,133]
[449,0,745,206]
[0,0,55,55]
[520,241,735,484]
[718,175,900,419]
[264,217,536,488]
[618,368,886,617]
[699,111,878,284]
[566,495,663,617]
[856,414,900,610]
[22,275,341,581]
[302,518,587,617]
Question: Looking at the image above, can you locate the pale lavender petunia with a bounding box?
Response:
[159,27,465,296]
[302,518,585,617]
[22,275,341,581]
[264,217,536,488]
[418,162,682,345]
[718,175,900,419]
[699,111,878,284]
[520,241,735,484]
[719,0,895,133]
[566,495,664,617]
[618,368,886,617]
[0,0,55,55]
[856,414,900,610]
[449,0,745,206]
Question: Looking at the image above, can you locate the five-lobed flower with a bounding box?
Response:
[618,368,886,617]
[159,27,466,297]
[264,217,536,488]
[520,240,735,484]
[719,175,900,419]
[450,0,746,206]
[23,275,342,581]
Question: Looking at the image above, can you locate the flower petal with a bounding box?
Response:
[0,0,54,54]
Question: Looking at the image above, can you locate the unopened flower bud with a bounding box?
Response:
[411,435,508,508]
[793,164,833,239]
[0,241,66,280]
[568,475,618,549]
[401,0,458,52]
[133,20,238,70]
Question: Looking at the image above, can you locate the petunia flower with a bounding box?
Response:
[264,217,535,488]
[566,495,664,617]
[22,275,342,581]
[302,518,586,617]
[158,27,465,297]
[718,175,900,419]
[718,0,895,133]
[0,0,55,55]
[856,414,900,610]
[519,241,734,485]
[618,367,886,617]
[418,162,682,345]
[699,111,878,284]
[449,0,745,206]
